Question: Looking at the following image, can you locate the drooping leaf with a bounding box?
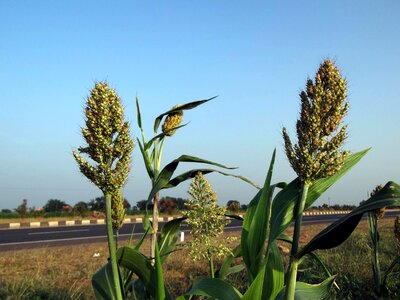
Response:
[241,150,276,280]
[157,217,186,264]
[269,149,369,243]
[277,275,336,300]
[306,252,339,290]
[92,262,119,300]
[153,96,216,133]
[225,213,244,222]
[147,155,236,203]
[178,278,242,300]
[165,168,260,190]
[297,181,400,258]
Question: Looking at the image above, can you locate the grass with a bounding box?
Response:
[0,218,399,299]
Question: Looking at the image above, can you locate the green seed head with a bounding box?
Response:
[111,191,125,230]
[184,172,235,262]
[283,60,349,183]
[73,82,134,193]
[162,104,183,136]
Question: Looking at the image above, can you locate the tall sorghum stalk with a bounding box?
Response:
[150,105,183,259]
[282,60,349,299]
[73,82,134,300]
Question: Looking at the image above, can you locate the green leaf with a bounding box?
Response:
[297,181,400,258]
[269,149,369,243]
[147,155,236,203]
[136,97,143,130]
[165,168,260,190]
[145,123,189,151]
[153,96,216,133]
[277,275,336,300]
[134,228,149,251]
[241,150,276,280]
[306,252,339,290]
[262,241,285,300]
[180,278,242,300]
[382,255,400,288]
[92,262,119,300]
[157,217,186,264]
[216,246,242,279]
[117,247,154,294]
[137,139,154,179]
[154,241,166,300]
[242,241,288,300]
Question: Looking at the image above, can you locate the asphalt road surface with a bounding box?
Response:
[0,211,398,251]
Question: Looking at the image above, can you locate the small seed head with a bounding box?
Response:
[162,105,183,136]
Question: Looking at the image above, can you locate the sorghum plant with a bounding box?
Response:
[282,60,349,299]
[185,172,235,278]
[73,82,134,300]
[136,97,257,260]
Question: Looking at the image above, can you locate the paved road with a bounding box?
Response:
[0,211,398,251]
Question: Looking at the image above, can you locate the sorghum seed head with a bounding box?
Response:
[282,60,349,184]
[162,104,183,136]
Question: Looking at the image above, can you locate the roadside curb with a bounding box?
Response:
[0,210,359,230]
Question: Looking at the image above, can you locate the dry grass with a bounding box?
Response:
[0,218,398,299]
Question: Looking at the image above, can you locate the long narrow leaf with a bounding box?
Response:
[147,155,236,202]
[241,150,276,280]
[297,181,400,258]
[157,217,186,264]
[154,241,166,300]
[269,149,369,243]
[136,96,143,130]
[262,241,285,300]
[137,139,154,179]
[165,168,260,190]
[153,97,216,133]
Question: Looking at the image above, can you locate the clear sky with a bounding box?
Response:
[1,1,399,210]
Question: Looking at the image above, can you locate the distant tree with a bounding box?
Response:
[88,196,106,211]
[240,204,248,211]
[227,200,241,213]
[159,198,177,215]
[123,199,131,210]
[43,199,67,212]
[1,209,12,213]
[136,200,148,211]
[74,201,89,215]
[15,199,28,216]
[88,196,130,212]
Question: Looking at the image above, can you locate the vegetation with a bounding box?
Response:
[3,59,400,299]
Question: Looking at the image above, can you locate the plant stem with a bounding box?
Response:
[373,218,381,294]
[105,193,123,300]
[151,192,160,260]
[208,249,215,278]
[285,183,309,300]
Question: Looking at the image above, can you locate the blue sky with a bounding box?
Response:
[0,1,399,209]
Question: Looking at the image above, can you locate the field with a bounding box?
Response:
[0,218,399,299]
